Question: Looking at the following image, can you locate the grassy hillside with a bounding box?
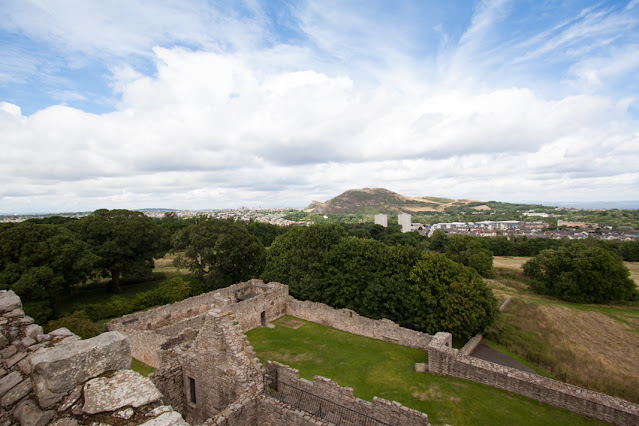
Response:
[487,257,639,403]
[306,188,485,214]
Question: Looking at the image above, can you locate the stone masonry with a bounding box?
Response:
[427,332,639,425]
[109,280,432,425]
[0,289,188,426]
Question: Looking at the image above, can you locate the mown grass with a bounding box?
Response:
[247,316,603,426]
[131,357,155,377]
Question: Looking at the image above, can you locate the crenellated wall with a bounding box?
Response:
[427,332,639,426]
[267,361,430,425]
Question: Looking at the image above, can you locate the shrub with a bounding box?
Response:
[523,243,638,303]
[45,310,103,339]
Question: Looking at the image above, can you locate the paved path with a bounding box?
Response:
[471,343,537,374]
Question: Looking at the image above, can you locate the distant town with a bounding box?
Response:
[377,213,639,241]
[2,207,639,242]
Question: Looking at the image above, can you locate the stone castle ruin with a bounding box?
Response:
[107,280,431,425]
[2,280,639,425]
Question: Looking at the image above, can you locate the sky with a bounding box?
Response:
[1,0,639,213]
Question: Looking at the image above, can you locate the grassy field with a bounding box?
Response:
[247,316,603,426]
[487,256,639,403]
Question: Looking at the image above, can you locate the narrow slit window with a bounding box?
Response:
[189,377,196,404]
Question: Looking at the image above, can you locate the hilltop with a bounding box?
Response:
[305,188,490,214]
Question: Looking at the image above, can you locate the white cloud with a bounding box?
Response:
[1,46,638,212]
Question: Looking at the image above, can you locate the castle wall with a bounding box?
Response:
[257,395,331,426]
[428,332,639,425]
[267,361,430,425]
[286,297,432,350]
[122,329,169,369]
[107,280,285,333]
[227,283,289,332]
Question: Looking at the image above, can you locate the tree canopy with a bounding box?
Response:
[0,222,97,322]
[173,218,266,289]
[262,224,498,338]
[523,243,638,303]
[71,209,166,291]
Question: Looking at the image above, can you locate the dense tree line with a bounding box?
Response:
[523,244,638,303]
[477,235,639,261]
[262,224,498,338]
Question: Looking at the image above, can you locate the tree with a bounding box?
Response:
[523,244,638,303]
[444,234,496,278]
[261,223,348,300]
[405,252,498,339]
[173,218,265,289]
[263,225,498,338]
[0,222,97,322]
[72,209,166,292]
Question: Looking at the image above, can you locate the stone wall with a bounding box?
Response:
[124,329,170,369]
[286,298,432,350]
[153,308,265,425]
[108,280,288,333]
[428,332,639,425]
[227,283,288,332]
[257,394,331,426]
[268,361,430,425]
[0,290,189,425]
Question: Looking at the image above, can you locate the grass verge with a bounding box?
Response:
[247,315,603,426]
[131,358,155,377]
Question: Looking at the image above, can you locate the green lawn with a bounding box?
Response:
[246,316,604,426]
[131,357,156,377]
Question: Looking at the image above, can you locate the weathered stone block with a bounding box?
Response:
[50,418,79,426]
[5,351,27,368]
[24,324,43,339]
[0,332,8,350]
[0,291,21,315]
[13,399,55,426]
[82,370,162,414]
[2,378,33,408]
[141,411,189,425]
[0,371,22,397]
[0,345,17,359]
[30,331,130,407]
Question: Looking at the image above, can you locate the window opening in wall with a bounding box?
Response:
[189,377,196,404]
[260,310,266,326]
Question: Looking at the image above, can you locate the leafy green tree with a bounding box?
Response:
[247,220,288,247]
[406,252,498,338]
[0,222,97,322]
[523,244,638,303]
[173,218,265,289]
[263,225,497,338]
[261,223,347,299]
[444,234,496,278]
[72,209,166,292]
[428,229,447,252]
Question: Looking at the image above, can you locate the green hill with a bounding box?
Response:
[305,188,486,214]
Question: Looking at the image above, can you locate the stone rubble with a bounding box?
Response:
[0,289,189,426]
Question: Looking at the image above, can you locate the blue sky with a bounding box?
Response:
[1,0,639,213]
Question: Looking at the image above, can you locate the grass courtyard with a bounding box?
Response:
[246,316,603,426]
